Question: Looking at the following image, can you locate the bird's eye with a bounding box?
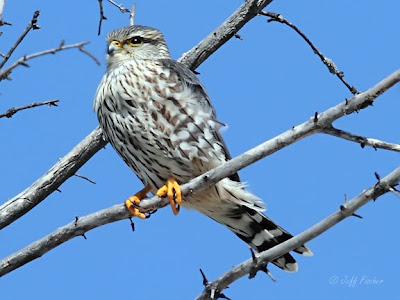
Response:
[128,36,144,47]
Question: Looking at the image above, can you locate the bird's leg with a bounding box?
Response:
[125,185,152,219]
[156,177,182,215]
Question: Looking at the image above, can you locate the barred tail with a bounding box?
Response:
[204,179,313,272]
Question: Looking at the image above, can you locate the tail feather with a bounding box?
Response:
[200,179,312,272]
[231,205,312,272]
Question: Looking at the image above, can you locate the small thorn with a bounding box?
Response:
[313,111,318,123]
[352,213,363,219]
[389,187,400,200]
[193,70,200,75]
[199,268,209,286]
[82,233,87,240]
[345,98,349,105]
[74,216,79,226]
[234,33,243,40]
[262,267,276,282]
[129,218,135,231]
[249,248,275,280]
[74,173,96,184]
[250,248,257,262]
[218,293,231,300]
[56,188,61,193]
[360,142,365,148]
[340,204,363,219]
[374,172,381,183]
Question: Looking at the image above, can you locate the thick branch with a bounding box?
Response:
[0,99,59,119]
[1,68,399,275]
[195,166,400,299]
[0,41,99,81]
[178,0,273,70]
[0,127,106,229]
[0,0,275,230]
[323,126,400,152]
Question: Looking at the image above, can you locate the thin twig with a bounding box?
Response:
[0,99,59,119]
[98,0,131,35]
[0,10,40,69]
[97,0,107,35]
[107,0,130,13]
[129,3,136,26]
[73,173,96,184]
[0,41,98,81]
[323,126,400,152]
[195,166,400,299]
[78,45,100,65]
[259,11,357,95]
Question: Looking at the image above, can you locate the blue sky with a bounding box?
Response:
[1,0,399,299]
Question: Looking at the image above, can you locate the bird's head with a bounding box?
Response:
[105,25,170,67]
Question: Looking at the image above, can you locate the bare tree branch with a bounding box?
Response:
[78,43,100,65]
[195,166,400,300]
[0,10,39,69]
[0,99,59,118]
[323,126,400,152]
[73,173,96,184]
[98,0,131,35]
[107,0,130,13]
[259,11,357,94]
[97,0,107,35]
[0,0,11,26]
[0,127,106,230]
[179,0,274,71]
[0,41,98,81]
[0,0,274,230]
[129,3,136,26]
[1,68,399,276]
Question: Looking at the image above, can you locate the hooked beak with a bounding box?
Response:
[108,41,122,55]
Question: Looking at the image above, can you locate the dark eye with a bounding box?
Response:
[129,36,144,46]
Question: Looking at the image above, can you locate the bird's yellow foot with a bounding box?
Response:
[125,185,152,219]
[156,177,182,215]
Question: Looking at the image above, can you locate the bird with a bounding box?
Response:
[94,25,312,272]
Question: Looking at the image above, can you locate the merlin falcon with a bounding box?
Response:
[94,25,312,272]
